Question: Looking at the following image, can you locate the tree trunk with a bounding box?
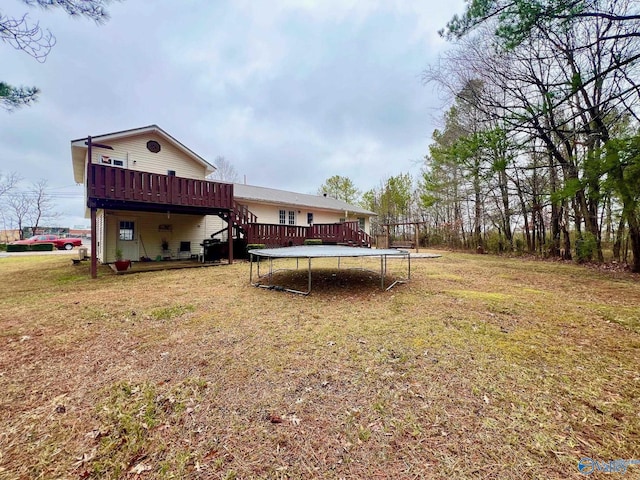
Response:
[628,214,640,273]
[499,169,513,250]
[549,159,561,257]
[613,216,625,262]
[473,166,483,249]
[562,200,572,260]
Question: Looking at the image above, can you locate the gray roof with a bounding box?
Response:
[233,183,376,216]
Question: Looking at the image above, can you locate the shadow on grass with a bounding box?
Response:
[254,268,405,296]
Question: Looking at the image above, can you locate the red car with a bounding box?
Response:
[11,234,82,250]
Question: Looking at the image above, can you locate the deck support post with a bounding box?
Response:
[90,206,97,279]
[227,213,233,264]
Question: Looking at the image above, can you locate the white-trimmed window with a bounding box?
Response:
[119,221,134,241]
[100,155,126,168]
[279,210,286,224]
[288,210,296,225]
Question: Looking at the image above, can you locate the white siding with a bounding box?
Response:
[239,200,371,232]
[104,213,118,262]
[89,132,208,180]
[98,210,230,263]
[205,215,226,240]
[96,209,105,262]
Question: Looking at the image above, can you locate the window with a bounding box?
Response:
[288,210,296,225]
[147,140,161,153]
[358,217,365,229]
[279,210,286,224]
[307,212,313,225]
[167,170,176,176]
[119,221,134,241]
[100,155,126,168]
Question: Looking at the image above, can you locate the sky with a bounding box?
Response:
[0,0,465,228]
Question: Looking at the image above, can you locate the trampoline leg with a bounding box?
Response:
[269,257,273,285]
[250,254,253,284]
[308,258,312,294]
[380,256,384,290]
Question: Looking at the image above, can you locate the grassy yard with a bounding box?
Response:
[0,252,638,479]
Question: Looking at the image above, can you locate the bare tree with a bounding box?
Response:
[207,156,239,182]
[4,179,58,238]
[0,171,21,242]
[0,171,20,199]
[26,179,58,236]
[7,194,31,239]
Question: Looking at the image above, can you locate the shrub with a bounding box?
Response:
[6,244,28,252]
[6,243,55,252]
[303,239,322,246]
[575,232,597,263]
[247,244,266,262]
[514,238,525,255]
[30,243,55,251]
[0,243,6,252]
[484,231,507,254]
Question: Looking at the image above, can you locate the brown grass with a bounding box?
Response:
[0,252,639,479]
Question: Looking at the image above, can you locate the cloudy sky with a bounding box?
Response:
[0,0,464,228]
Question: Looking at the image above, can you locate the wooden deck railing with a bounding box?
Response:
[245,221,372,247]
[245,224,308,245]
[311,221,370,245]
[87,164,371,247]
[87,164,234,209]
[232,202,257,226]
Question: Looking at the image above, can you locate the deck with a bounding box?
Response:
[85,164,372,273]
[244,221,371,247]
[86,163,234,214]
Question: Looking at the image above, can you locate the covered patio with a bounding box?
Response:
[106,257,229,274]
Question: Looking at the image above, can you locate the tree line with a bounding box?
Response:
[320,0,640,272]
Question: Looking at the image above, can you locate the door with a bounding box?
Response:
[116,219,139,261]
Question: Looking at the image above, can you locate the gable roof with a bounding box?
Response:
[70,125,214,183]
[233,183,376,216]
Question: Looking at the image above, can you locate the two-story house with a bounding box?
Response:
[71,125,374,277]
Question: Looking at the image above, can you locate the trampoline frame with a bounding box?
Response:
[248,245,411,295]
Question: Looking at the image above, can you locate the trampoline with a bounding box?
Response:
[248,245,410,295]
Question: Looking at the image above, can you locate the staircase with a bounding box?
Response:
[230,202,257,237]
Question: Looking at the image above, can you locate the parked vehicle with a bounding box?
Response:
[11,235,82,250]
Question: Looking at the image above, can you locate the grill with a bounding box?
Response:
[201,238,223,262]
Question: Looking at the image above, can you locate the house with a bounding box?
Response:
[71,125,373,277]
[232,184,374,247]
